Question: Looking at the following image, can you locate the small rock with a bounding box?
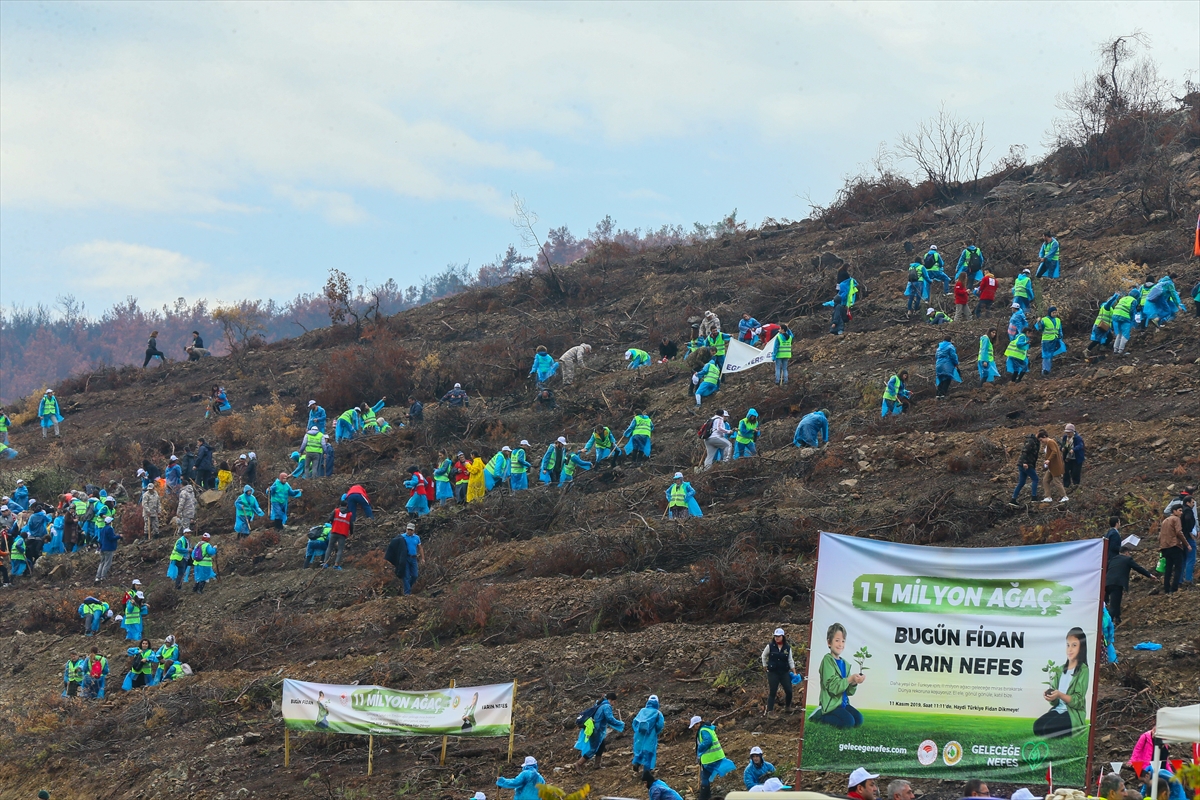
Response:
[1151,438,1168,448]
[839,479,859,488]
[242,732,263,745]
[1113,365,1136,377]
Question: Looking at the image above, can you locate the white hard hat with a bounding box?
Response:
[927,308,935,315]
[249,452,256,459]
[132,579,142,585]
[689,715,703,728]
[750,746,764,755]
[522,756,537,767]
[501,446,512,452]
[519,440,529,447]
[929,245,938,251]
[624,350,633,359]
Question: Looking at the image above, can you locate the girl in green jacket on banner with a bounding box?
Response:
[812,622,865,728]
[1033,627,1090,738]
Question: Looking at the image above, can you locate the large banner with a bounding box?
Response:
[721,336,777,375]
[283,679,514,737]
[802,533,1103,786]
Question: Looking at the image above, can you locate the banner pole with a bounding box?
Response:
[795,532,824,790]
[284,727,290,768]
[1086,541,1110,793]
[441,679,455,766]
[507,681,518,763]
[368,734,373,777]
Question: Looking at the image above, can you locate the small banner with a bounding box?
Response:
[801,533,1103,786]
[721,336,776,375]
[283,679,513,737]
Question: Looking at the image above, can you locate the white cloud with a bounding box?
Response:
[274,186,370,226]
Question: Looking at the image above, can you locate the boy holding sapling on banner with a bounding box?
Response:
[812,622,868,728]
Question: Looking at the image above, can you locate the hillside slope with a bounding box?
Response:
[0,158,1198,800]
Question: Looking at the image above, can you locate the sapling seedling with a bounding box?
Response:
[852,645,872,675]
[1041,658,1061,694]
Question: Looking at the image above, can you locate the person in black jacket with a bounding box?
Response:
[759,627,796,715]
[1105,545,1154,625]
[1010,434,1041,503]
[1061,424,1085,489]
[180,444,197,484]
[143,331,167,368]
[194,439,215,490]
[1103,517,1123,562]
[659,337,678,361]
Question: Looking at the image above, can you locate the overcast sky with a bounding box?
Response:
[1,1,1197,315]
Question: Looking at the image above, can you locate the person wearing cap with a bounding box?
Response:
[192,533,218,591]
[484,447,511,492]
[631,694,665,776]
[141,484,161,541]
[383,522,424,594]
[1013,268,1035,313]
[1036,231,1061,278]
[268,473,303,530]
[94,515,120,583]
[306,400,327,434]
[622,412,654,460]
[574,692,624,770]
[744,745,777,789]
[404,468,432,517]
[152,636,181,684]
[761,628,796,715]
[559,446,593,486]
[1004,329,1030,383]
[122,591,149,642]
[625,348,651,370]
[39,389,64,438]
[925,307,951,325]
[335,405,362,442]
[749,776,792,793]
[540,438,568,485]
[703,410,732,469]
[78,596,113,636]
[1035,306,1066,376]
[1007,302,1029,340]
[666,473,702,520]
[691,715,734,800]
[10,480,30,513]
[1060,424,1085,490]
[922,245,952,295]
[509,442,532,491]
[301,426,325,479]
[558,343,592,385]
[163,455,182,493]
[734,409,760,459]
[794,409,830,448]
[495,755,545,800]
[440,383,470,407]
[470,793,487,800]
[233,485,265,537]
[698,310,721,340]
[452,453,471,503]
[168,528,193,588]
[934,334,961,399]
[847,768,880,800]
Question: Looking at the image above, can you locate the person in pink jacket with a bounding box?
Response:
[1129,728,1170,769]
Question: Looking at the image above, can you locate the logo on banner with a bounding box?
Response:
[943,741,963,766]
[917,740,938,766]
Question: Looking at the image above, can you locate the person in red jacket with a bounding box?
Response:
[953,277,971,322]
[322,501,353,569]
[973,270,998,317]
[452,453,470,504]
[342,484,373,521]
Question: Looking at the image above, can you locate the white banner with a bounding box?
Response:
[721,336,777,375]
[283,679,514,737]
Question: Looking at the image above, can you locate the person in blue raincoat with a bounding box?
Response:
[167,529,192,587]
[559,448,592,485]
[794,409,830,448]
[404,467,431,517]
[744,745,777,789]
[643,771,685,800]
[1142,275,1182,326]
[306,400,327,433]
[496,756,545,800]
[83,647,108,699]
[1012,269,1035,313]
[934,335,961,399]
[922,246,953,295]
[10,480,30,511]
[905,262,929,311]
[926,307,951,325]
[1035,306,1067,376]
[267,473,302,529]
[956,244,985,286]
[78,597,112,636]
[45,511,66,554]
[150,635,180,685]
[234,486,265,536]
[433,452,455,505]
[574,692,624,770]
[509,442,533,491]
[623,413,654,459]
[631,694,665,776]
[122,591,148,641]
[335,407,361,442]
[693,359,721,408]
[1036,232,1060,278]
[625,348,651,370]
[881,371,910,417]
[1005,332,1031,382]
[584,426,617,465]
[529,346,559,386]
[666,473,703,520]
[62,651,86,698]
[977,329,1000,384]
[1008,302,1029,339]
[1086,293,1120,360]
[39,390,63,438]
[305,523,330,567]
[540,438,568,484]
[289,451,307,479]
[1101,606,1117,665]
[206,385,231,419]
[691,716,736,800]
[484,447,511,491]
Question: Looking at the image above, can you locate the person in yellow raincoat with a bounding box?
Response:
[466,451,486,503]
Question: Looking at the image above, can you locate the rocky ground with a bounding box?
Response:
[0,154,1198,800]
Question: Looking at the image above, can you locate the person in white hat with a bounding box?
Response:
[440,383,469,408]
[761,627,797,715]
[301,425,326,479]
[495,755,544,799]
[539,437,568,486]
[121,590,148,642]
[558,343,592,385]
[848,767,880,800]
[622,410,655,459]
[193,533,217,593]
[691,715,734,800]
[483,446,511,492]
[306,400,327,434]
[508,441,532,491]
[1011,789,1038,800]
[39,389,63,438]
[1013,268,1035,313]
[625,348,650,370]
[631,693,664,777]
[666,473,701,521]
[702,410,732,470]
[744,745,777,789]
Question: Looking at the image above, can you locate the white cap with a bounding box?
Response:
[929,245,938,251]
[137,469,146,477]
[0,506,7,512]
[1011,302,1021,309]
[308,427,318,434]
[774,628,785,637]
[519,440,529,447]
[1022,268,1031,274]
[720,409,729,417]
[473,793,487,800]
[848,768,879,788]
[556,436,567,445]
[750,746,764,755]
[501,446,512,452]
[238,453,247,459]
[202,532,211,539]
[132,579,142,585]
[674,472,684,479]
[689,715,703,728]
[454,383,462,389]
[16,479,24,485]
[103,516,113,522]
[625,350,632,359]
[135,591,144,599]
[165,635,175,644]
[522,756,537,767]
[249,452,256,459]
[308,400,316,407]
[926,308,935,315]
[761,777,788,792]
[648,694,658,702]
[183,528,192,534]
[170,455,178,461]
[1012,790,1037,800]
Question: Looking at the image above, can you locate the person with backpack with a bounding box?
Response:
[794,409,830,448]
[192,533,217,592]
[922,246,952,295]
[691,715,736,800]
[404,467,432,517]
[881,371,910,417]
[666,473,702,520]
[574,692,624,771]
[305,523,330,567]
[622,413,654,460]
[972,269,998,317]
[905,261,929,313]
[761,627,797,714]
[631,694,665,777]
[702,410,733,470]
[495,756,545,800]
[1036,232,1060,278]
[977,329,1000,385]
[323,502,354,569]
[1060,424,1085,489]
[956,244,985,287]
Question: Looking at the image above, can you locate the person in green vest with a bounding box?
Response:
[122,591,148,641]
[812,622,865,728]
[690,716,735,800]
[0,410,10,445]
[693,358,721,408]
[0,441,16,460]
[925,307,951,325]
[1086,293,1120,361]
[305,522,331,567]
[62,651,86,698]
[540,438,567,484]
[1035,306,1067,376]
[706,331,731,369]
[233,486,264,537]
[559,448,593,486]
[10,533,27,577]
[193,533,217,592]
[84,647,108,699]
[1032,627,1090,738]
[1005,332,1030,382]
[772,324,793,386]
[881,371,910,417]
[1036,232,1061,278]
[484,447,511,491]
[666,473,702,520]
[584,426,618,467]
[300,427,325,478]
[360,399,386,434]
[1110,291,1137,355]
[1012,268,1035,313]
[977,329,1000,384]
[625,348,651,369]
[267,473,302,529]
[433,451,455,505]
[78,596,112,636]
[509,441,532,491]
[334,407,361,442]
[39,389,63,438]
[685,325,705,358]
[168,529,192,588]
[622,413,654,459]
[733,409,759,459]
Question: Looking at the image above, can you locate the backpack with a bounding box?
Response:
[575,702,600,729]
[968,250,983,270]
[192,544,204,561]
[922,252,937,268]
[907,266,920,283]
[697,418,715,440]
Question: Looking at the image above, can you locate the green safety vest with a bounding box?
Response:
[12,538,26,561]
[171,536,189,562]
[124,601,142,625]
[1005,335,1029,360]
[1039,317,1062,341]
[338,409,356,424]
[317,524,331,543]
[83,601,109,616]
[668,483,688,508]
[697,725,726,765]
[1013,275,1033,299]
[883,376,902,402]
[72,499,88,517]
[0,415,8,432]
[1112,295,1136,320]
[362,408,378,428]
[629,349,648,362]
[509,449,527,474]
[775,332,793,359]
[631,415,653,437]
[700,363,720,387]
[593,428,614,449]
[195,543,215,569]
[563,456,581,477]
[162,663,183,680]
[708,334,727,356]
[66,660,84,683]
[486,452,507,475]
[303,432,323,454]
[138,648,155,675]
[735,418,758,445]
[978,336,994,363]
[434,459,452,483]
[159,644,180,662]
[39,396,59,416]
[1094,305,1114,327]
